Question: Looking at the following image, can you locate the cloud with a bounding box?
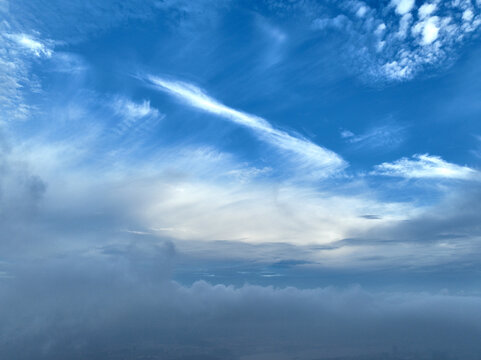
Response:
[312,14,350,31]
[418,3,437,19]
[2,118,476,272]
[391,0,415,15]
[0,120,412,263]
[145,76,346,175]
[372,154,478,180]
[351,184,481,274]
[256,16,288,68]
[341,122,405,150]
[7,0,228,45]
[6,33,53,57]
[6,0,157,41]
[113,98,157,119]
[2,245,481,359]
[0,28,53,121]
[110,96,165,136]
[309,0,481,81]
[5,126,481,358]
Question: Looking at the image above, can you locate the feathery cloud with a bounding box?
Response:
[146,76,346,174]
[110,96,165,136]
[6,33,53,57]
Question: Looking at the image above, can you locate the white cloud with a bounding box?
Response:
[412,15,441,45]
[463,9,474,22]
[112,97,158,119]
[110,96,164,135]
[0,129,414,262]
[146,76,346,174]
[391,0,416,15]
[340,129,354,138]
[356,4,368,18]
[373,154,478,180]
[342,123,404,150]
[312,15,350,31]
[256,17,288,68]
[418,3,437,19]
[422,16,440,44]
[396,13,413,39]
[0,28,54,121]
[374,23,386,36]
[6,33,53,57]
[311,1,481,82]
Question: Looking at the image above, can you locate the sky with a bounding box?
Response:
[2,0,481,359]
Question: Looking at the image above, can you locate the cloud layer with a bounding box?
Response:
[2,244,481,360]
[2,1,481,359]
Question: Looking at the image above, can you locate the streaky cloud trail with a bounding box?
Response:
[145,75,347,175]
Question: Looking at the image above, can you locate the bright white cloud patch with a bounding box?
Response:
[7,33,53,57]
[373,154,478,180]
[463,9,474,22]
[391,0,415,15]
[146,76,346,174]
[418,3,437,19]
[421,17,440,44]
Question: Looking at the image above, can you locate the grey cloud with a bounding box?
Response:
[359,214,382,219]
[366,185,481,244]
[2,246,481,359]
[0,134,46,223]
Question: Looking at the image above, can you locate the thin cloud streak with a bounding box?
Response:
[146,75,346,174]
[372,154,479,180]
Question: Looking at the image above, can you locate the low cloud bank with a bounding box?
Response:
[1,243,481,360]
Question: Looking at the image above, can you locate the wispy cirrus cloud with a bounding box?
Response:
[110,96,165,136]
[341,122,405,151]
[6,33,53,57]
[0,27,54,122]
[145,75,346,175]
[373,153,479,180]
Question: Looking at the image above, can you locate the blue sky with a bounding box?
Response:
[2,0,481,359]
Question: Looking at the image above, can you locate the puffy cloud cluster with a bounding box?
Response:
[311,0,481,81]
